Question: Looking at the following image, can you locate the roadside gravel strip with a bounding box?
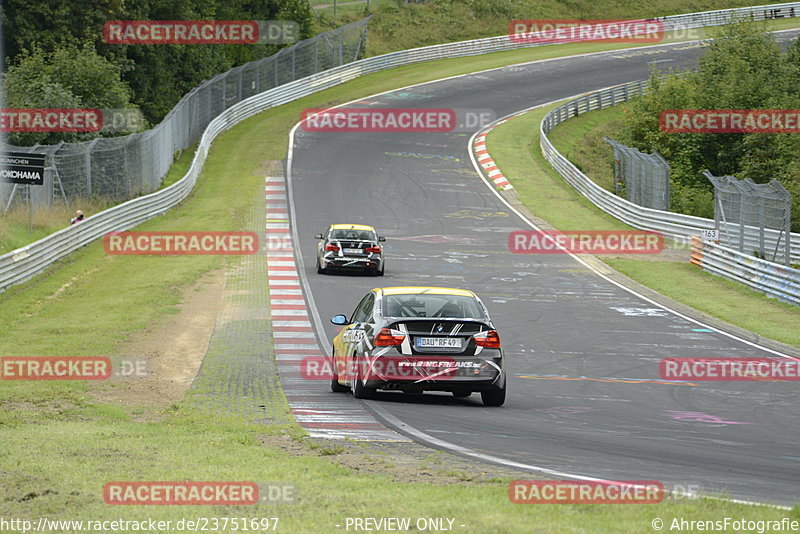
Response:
[187,190,290,424]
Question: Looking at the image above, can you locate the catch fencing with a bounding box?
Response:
[540,80,800,265]
[4,2,800,293]
[540,84,800,303]
[605,138,670,211]
[704,171,792,266]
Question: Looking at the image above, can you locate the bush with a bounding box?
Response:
[618,22,800,230]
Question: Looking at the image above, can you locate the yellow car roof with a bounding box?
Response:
[330,224,375,231]
[378,286,476,297]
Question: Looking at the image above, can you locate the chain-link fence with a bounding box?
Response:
[0,17,370,209]
[604,137,670,211]
[703,170,792,265]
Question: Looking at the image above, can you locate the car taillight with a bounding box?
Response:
[474,330,500,349]
[366,246,381,253]
[374,328,406,346]
[325,244,340,252]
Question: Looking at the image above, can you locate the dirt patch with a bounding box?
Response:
[89,269,226,418]
[602,246,689,262]
[257,433,529,486]
[254,159,284,178]
[319,439,525,485]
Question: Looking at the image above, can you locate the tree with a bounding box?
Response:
[2,0,314,124]
[617,22,800,229]
[3,44,138,145]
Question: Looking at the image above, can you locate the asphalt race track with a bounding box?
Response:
[287,35,800,505]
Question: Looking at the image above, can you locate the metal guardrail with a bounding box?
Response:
[690,236,800,305]
[540,81,800,264]
[4,2,800,293]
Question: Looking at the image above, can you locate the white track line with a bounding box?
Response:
[285,32,800,508]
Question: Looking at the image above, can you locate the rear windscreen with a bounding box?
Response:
[330,229,376,241]
[383,294,486,319]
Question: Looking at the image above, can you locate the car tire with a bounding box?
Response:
[330,355,349,393]
[352,354,375,399]
[376,261,385,276]
[481,383,506,406]
[316,257,327,274]
[452,391,471,398]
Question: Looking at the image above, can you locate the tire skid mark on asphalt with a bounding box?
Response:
[265,175,411,442]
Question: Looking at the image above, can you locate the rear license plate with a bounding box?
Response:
[344,248,362,254]
[416,337,461,349]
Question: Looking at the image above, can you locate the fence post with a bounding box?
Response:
[758,194,766,259]
[85,139,100,197]
[738,188,746,253]
[786,193,792,266]
[123,136,131,196]
[339,28,344,65]
[222,76,227,109]
[314,37,319,73]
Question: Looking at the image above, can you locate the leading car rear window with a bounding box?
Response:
[330,229,376,241]
[383,294,486,319]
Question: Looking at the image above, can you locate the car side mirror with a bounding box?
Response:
[378,236,386,242]
[315,233,324,239]
[331,314,349,325]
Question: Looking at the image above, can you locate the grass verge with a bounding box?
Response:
[319,0,800,55]
[1,24,799,531]
[487,102,800,348]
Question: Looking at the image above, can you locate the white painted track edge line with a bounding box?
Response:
[283,34,800,509]
[467,92,799,362]
[363,400,791,510]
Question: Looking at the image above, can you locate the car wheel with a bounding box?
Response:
[316,257,327,274]
[352,354,375,399]
[452,391,471,398]
[480,383,506,406]
[330,354,349,393]
[376,261,385,276]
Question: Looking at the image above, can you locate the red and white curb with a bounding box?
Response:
[266,176,410,442]
[473,121,513,191]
